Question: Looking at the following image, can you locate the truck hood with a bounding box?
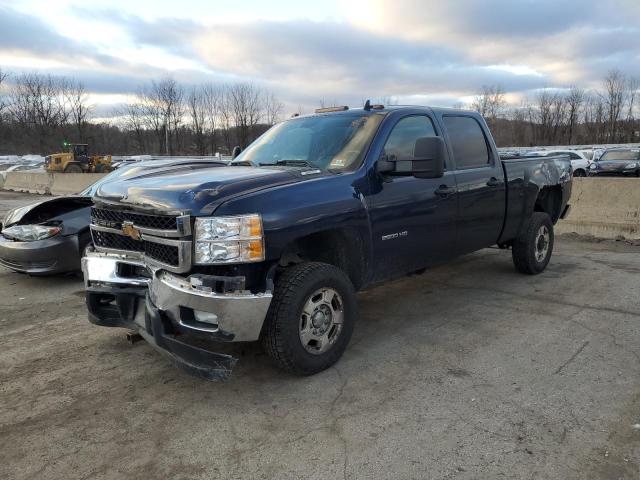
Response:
[93,164,311,215]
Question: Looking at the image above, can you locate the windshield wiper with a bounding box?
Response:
[259,160,317,168]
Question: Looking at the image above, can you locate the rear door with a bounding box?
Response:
[440,115,506,254]
[367,113,458,280]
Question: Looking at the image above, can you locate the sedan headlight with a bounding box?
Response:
[624,162,638,169]
[194,214,264,264]
[2,224,61,241]
[589,163,597,170]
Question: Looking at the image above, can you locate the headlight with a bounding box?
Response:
[589,163,597,170]
[624,162,637,169]
[2,224,61,241]
[194,214,264,264]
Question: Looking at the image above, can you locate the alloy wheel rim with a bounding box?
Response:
[535,225,550,262]
[299,288,344,355]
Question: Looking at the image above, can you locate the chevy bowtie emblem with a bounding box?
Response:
[121,221,141,241]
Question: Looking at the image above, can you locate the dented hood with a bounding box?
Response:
[93,164,305,215]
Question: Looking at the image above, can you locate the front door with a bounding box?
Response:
[366,114,458,281]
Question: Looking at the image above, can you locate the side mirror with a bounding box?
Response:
[377,136,445,179]
[231,146,242,159]
[412,136,445,178]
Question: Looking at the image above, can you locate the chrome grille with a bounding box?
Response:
[93,230,181,267]
[90,206,191,273]
[91,207,177,230]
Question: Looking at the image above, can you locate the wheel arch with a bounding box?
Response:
[534,185,563,224]
[277,227,369,290]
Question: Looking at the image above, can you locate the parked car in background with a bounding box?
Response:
[588,148,640,177]
[0,158,225,275]
[0,163,42,180]
[579,149,594,161]
[527,149,590,176]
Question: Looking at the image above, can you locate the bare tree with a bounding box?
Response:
[187,86,207,155]
[565,87,584,144]
[602,69,627,142]
[471,85,506,119]
[471,84,506,134]
[0,68,8,119]
[624,76,639,141]
[66,81,91,141]
[218,85,234,152]
[264,92,284,126]
[228,83,262,148]
[120,100,148,152]
[9,72,71,151]
[583,92,607,144]
[202,83,221,155]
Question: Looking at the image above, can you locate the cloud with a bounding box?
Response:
[191,19,550,104]
[0,0,638,114]
[0,7,87,58]
[340,0,640,87]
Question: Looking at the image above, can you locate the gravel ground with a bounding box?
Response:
[0,192,639,479]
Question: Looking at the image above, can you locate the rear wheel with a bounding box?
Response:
[512,212,554,275]
[262,262,356,375]
[64,164,83,173]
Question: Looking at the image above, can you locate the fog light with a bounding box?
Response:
[194,310,218,325]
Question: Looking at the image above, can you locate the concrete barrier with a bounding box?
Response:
[3,171,52,194]
[2,172,106,196]
[557,178,640,240]
[50,173,105,195]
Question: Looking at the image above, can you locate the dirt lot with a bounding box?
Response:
[1,193,639,479]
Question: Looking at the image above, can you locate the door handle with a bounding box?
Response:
[486,177,501,187]
[435,185,456,197]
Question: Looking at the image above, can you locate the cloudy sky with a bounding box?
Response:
[1,0,639,118]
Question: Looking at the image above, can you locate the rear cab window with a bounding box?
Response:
[443,116,491,169]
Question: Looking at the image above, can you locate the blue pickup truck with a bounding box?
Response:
[83,105,572,379]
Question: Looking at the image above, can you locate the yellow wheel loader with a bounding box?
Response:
[45,143,112,173]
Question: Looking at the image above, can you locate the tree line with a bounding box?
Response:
[470,70,639,147]
[0,66,638,155]
[0,69,284,155]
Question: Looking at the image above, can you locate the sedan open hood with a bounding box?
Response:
[3,196,92,228]
[93,164,309,215]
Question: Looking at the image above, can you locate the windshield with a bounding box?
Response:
[233,113,384,171]
[599,150,638,162]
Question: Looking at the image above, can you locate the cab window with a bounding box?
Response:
[383,116,437,160]
[443,116,490,169]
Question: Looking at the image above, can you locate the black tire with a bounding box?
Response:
[64,164,83,173]
[573,169,586,177]
[512,212,554,275]
[262,262,356,375]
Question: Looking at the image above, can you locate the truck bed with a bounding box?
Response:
[499,155,572,243]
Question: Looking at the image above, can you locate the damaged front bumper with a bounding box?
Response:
[82,251,273,380]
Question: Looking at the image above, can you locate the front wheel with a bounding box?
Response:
[262,262,356,375]
[512,212,554,275]
[573,169,586,177]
